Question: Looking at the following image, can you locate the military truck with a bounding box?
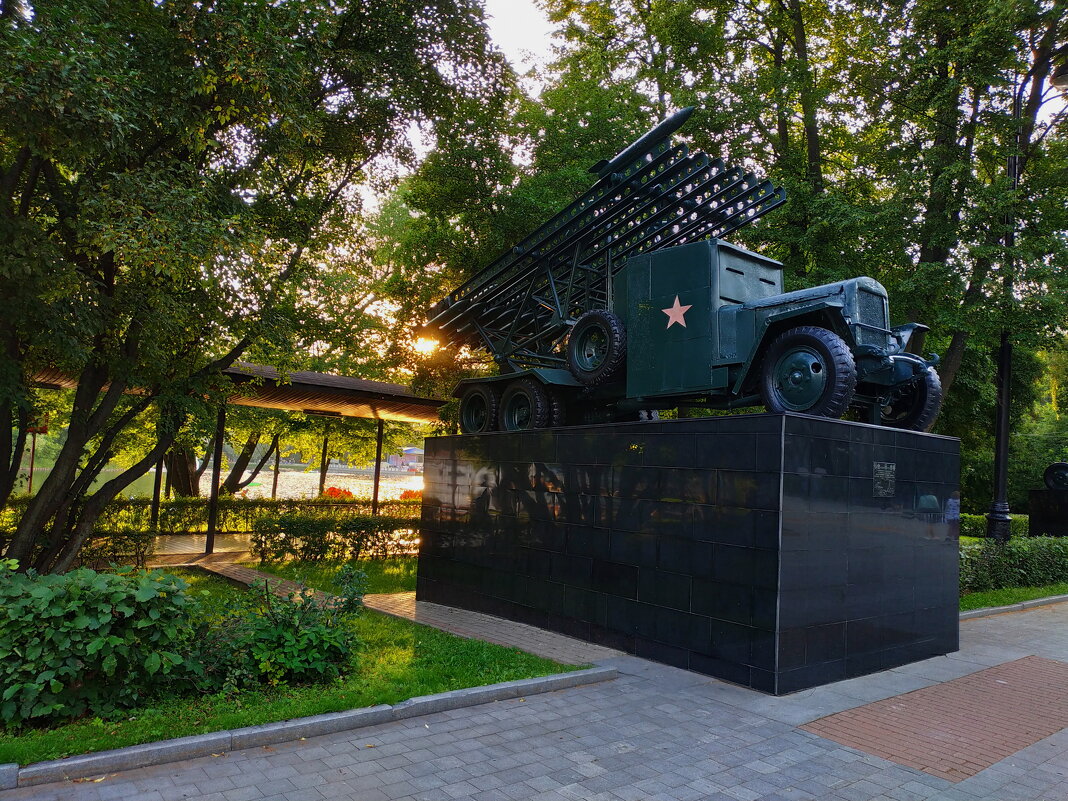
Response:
[424,108,942,434]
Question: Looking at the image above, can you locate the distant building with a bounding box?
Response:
[387,446,424,470]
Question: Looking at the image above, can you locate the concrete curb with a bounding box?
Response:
[960,593,1068,620]
[9,665,617,788]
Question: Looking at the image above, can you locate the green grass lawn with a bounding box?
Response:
[0,566,578,767]
[250,557,418,595]
[960,582,1068,611]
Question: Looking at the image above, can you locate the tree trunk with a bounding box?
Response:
[0,400,28,506]
[318,431,330,496]
[221,431,260,495]
[234,434,279,493]
[787,0,824,194]
[165,447,201,497]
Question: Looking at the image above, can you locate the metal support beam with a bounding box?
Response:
[205,404,225,555]
[150,455,164,528]
[372,418,384,516]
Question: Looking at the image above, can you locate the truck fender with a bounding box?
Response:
[730,301,850,396]
[452,368,584,398]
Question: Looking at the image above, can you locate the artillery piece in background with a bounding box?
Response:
[424,107,943,435]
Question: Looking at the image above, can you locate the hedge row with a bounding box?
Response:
[0,496,421,537]
[958,513,1029,539]
[960,536,1068,593]
[251,514,418,563]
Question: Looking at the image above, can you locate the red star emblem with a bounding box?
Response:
[662,296,692,329]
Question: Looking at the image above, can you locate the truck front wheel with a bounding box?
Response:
[459,385,501,434]
[760,326,856,418]
[881,366,942,432]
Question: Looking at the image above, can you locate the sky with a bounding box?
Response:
[483,0,557,75]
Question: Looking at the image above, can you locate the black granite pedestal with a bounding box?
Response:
[417,413,960,694]
[1028,490,1068,536]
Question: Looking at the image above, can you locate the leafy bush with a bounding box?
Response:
[192,565,367,690]
[251,513,417,563]
[959,513,1029,539]
[960,536,1068,593]
[0,568,196,727]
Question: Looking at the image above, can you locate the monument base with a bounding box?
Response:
[1028,490,1068,536]
[418,413,960,694]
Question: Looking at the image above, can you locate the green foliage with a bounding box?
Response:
[958,513,1029,539]
[0,0,506,570]
[959,537,1068,593]
[193,569,366,690]
[251,514,416,563]
[0,568,195,727]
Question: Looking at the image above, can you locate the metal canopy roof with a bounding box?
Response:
[223,363,444,423]
[31,363,445,424]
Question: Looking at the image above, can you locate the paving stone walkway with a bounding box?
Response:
[362,592,622,665]
[8,603,1068,801]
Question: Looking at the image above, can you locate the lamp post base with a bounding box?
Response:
[986,503,1012,542]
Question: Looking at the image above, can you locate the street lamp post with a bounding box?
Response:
[985,83,1021,542]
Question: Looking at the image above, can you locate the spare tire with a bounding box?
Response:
[567,310,627,386]
[1044,462,1068,491]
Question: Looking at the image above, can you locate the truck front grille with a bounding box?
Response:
[857,290,889,346]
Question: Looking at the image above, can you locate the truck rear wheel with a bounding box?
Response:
[459,384,500,434]
[499,378,551,431]
[881,366,942,432]
[567,310,627,386]
[761,326,856,418]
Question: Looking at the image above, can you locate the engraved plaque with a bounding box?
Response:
[874,461,896,497]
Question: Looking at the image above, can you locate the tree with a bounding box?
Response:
[0,0,506,571]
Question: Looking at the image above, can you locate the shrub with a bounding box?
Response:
[192,564,366,690]
[0,496,422,540]
[251,513,417,563]
[77,529,156,569]
[0,567,196,727]
[960,536,1068,593]
[959,513,1029,540]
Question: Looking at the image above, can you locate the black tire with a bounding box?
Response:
[458,384,500,434]
[567,310,627,386]
[548,389,567,428]
[499,378,551,431]
[760,326,857,418]
[881,366,943,432]
[1043,462,1068,491]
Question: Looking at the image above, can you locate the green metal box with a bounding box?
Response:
[615,239,783,399]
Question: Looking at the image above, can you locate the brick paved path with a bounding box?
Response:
[802,654,1068,782]
[8,603,1068,801]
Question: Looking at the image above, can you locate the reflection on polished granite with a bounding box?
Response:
[417,413,960,694]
